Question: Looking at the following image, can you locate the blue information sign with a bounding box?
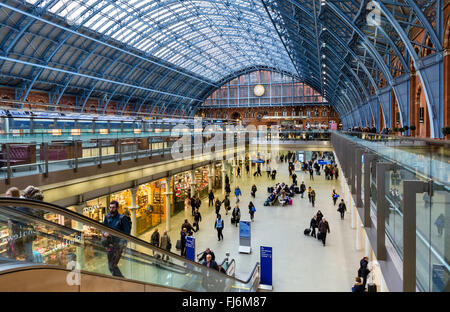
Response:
[186,236,195,262]
[240,221,251,238]
[260,246,272,288]
[318,160,331,165]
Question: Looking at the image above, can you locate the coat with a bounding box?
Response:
[232,208,241,220]
[338,203,347,212]
[203,260,219,271]
[160,234,171,251]
[318,220,330,234]
[310,218,318,229]
[150,231,160,247]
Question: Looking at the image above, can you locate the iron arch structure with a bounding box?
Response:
[0,0,445,136]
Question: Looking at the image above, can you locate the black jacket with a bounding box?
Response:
[199,250,216,262]
[194,211,202,222]
[203,260,219,271]
[310,218,318,229]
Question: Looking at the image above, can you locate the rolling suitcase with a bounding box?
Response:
[304,228,311,235]
[175,240,182,250]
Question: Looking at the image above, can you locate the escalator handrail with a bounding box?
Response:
[0,197,254,284]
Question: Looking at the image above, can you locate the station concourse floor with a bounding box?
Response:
[138,159,365,292]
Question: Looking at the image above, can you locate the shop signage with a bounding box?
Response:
[318,160,331,165]
[259,246,273,290]
[239,220,251,254]
[186,236,195,262]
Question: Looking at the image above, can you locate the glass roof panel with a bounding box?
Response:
[32,0,297,81]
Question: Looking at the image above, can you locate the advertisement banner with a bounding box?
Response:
[186,236,195,262]
[260,246,273,290]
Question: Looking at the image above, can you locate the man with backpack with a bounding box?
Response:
[102,200,132,278]
[300,181,306,198]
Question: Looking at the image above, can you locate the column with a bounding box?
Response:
[163,176,173,232]
[129,187,139,237]
[190,169,197,199]
[232,158,237,177]
[249,156,253,178]
[73,203,86,269]
[356,214,361,250]
[208,163,213,192]
[221,160,226,195]
[351,184,356,229]
[365,230,372,258]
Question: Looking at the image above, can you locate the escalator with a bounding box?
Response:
[0,198,260,292]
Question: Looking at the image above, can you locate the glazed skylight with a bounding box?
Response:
[28,0,297,81]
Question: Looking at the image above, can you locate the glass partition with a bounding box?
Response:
[0,198,259,292]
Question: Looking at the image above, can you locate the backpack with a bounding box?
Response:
[119,214,132,235]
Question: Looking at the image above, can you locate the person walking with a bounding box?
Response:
[208,190,215,207]
[193,208,202,232]
[245,163,250,175]
[237,166,241,177]
[190,196,196,216]
[225,183,231,196]
[434,213,445,236]
[307,186,312,203]
[184,196,192,219]
[292,172,297,185]
[225,174,230,186]
[234,186,242,203]
[222,195,231,215]
[358,256,370,289]
[338,199,347,219]
[215,198,222,216]
[102,200,132,277]
[309,215,318,238]
[181,219,195,235]
[180,227,188,257]
[160,230,171,261]
[266,165,271,178]
[316,210,324,224]
[231,205,241,227]
[256,164,262,176]
[332,189,339,206]
[309,167,314,180]
[251,184,257,198]
[318,217,330,246]
[214,214,224,241]
[300,182,306,198]
[248,201,256,222]
[310,189,316,207]
[334,166,339,180]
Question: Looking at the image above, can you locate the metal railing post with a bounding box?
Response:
[375,162,395,260]
[98,140,102,168]
[5,143,11,184]
[402,180,431,292]
[44,142,49,178]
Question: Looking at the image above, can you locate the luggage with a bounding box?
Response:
[367,283,377,292]
[175,240,182,250]
[288,198,293,205]
[304,228,311,235]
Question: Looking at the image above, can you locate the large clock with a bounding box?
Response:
[253,84,265,97]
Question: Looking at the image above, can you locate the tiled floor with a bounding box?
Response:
[139,158,365,292]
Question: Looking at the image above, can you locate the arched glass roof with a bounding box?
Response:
[27,0,297,81]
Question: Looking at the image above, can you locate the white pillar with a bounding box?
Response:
[380,273,388,292]
[190,169,196,198]
[356,214,361,250]
[164,176,173,232]
[221,161,226,195]
[73,203,85,269]
[232,158,237,177]
[208,163,213,192]
[129,187,139,237]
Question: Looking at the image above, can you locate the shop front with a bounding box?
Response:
[110,180,173,235]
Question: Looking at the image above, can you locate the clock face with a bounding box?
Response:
[253,84,265,97]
